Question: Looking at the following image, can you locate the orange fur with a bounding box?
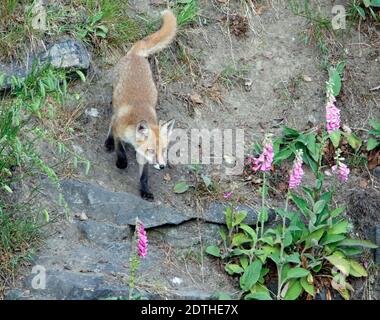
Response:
[108,9,177,168]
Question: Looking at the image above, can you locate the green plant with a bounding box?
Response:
[0,62,90,292]
[206,63,377,300]
[350,0,380,21]
[207,148,376,300]
[366,119,380,151]
[218,64,250,89]
[176,0,199,27]
[174,164,216,195]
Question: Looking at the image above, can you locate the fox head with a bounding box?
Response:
[134,119,175,169]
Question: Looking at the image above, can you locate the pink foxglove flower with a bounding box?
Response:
[331,162,350,182]
[326,92,341,133]
[289,150,304,190]
[137,221,148,257]
[252,142,274,172]
[223,191,233,200]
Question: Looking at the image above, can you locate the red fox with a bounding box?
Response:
[105,10,177,201]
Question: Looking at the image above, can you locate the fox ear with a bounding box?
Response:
[136,120,149,141]
[160,119,175,137]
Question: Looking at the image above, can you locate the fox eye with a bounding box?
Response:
[147,149,155,154]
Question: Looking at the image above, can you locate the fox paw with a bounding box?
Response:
[105,138,115,152]
[141,190,154,201]
[116,159,128,169]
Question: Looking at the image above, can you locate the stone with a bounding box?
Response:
[37,39,90,70]
[76,220,131,245]
[0,62,28,91]
[59,180,194,229]
[203,202,275,226]
[1,39,90,91]
[373,166,380,180]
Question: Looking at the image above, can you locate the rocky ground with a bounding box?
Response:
[1,0,380,299]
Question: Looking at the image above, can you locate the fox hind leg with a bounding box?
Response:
[105,126,115,152]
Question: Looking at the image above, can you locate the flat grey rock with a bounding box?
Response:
[0,62,28,91]
[59,180,194,229]
[1,39,90,91]
[37,39,90,70]
[59,180,273,229]
[203,202,275,226]
[76,220,131,244]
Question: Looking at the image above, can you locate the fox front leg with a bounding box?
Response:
[115,138,128,169]
[137,156,154,201]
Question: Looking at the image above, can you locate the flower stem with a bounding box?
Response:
[277,192,290,300]
[260,172,266,239]
[128,255,140,300]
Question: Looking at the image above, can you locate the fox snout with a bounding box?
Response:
[153,163,166,170]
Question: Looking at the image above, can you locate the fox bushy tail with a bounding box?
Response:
[130,10,177,57]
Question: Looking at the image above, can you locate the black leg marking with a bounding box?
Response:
[140,163,154,201]
[105,131,115,152]
[115,140,128,169]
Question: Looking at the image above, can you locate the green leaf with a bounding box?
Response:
[233,210,247,227]
[329,69,342,96]
[367,138,379,151]
[369,119,380,131]
[336,61,346,75]
[284,267,310,283]
[274,147,293,163]
[245,284,272,300]
[240,256,249,269]
[283,127,300,138]
[75,70,86,82]
[338,247,363,256]
[348,260,368,277]
[346,132,362,150]
[245,291,272,300]
[285,253,301,264]
[225,206,233,230]
[232,233,251,246]
[283,280,303,300]
[85,160,91,175]
[201,175,212,188]
[240,260,262,291]
[330,207,345,218]
[291,194,312,217]
[356,6,366,18]
[325,254,350,275]
[329,131,341,148]
[225,263,244,275]
[338,238,378,249]
[43,209,50,223]
[328,220,349,235]
[219,228,227,242]
[369,0,380,7]
[173,181,190,194]
[205,246,221,257]
[320,234,346,245]
[284,230,293,247]
[2,184,13,193]
[304,228,325,249]
[214,292,233,300]
[239,224,257,242]
[300,276,314,296]
[313,199,326,214]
